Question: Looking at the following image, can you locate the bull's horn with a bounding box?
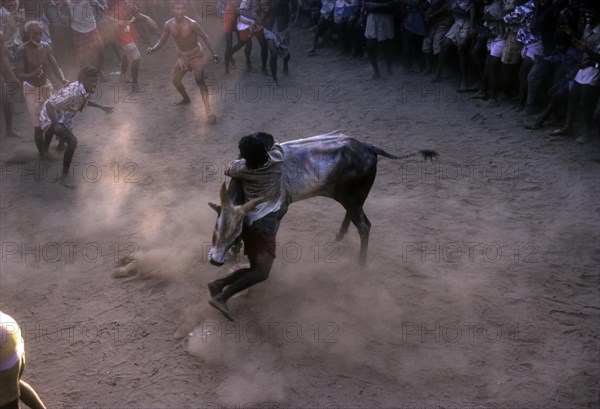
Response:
[219,182,229,206]
[241,197,263,214]
[208,202,221,213]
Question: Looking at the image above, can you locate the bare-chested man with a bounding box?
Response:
[16,21,68,157]
[146,1,219,124]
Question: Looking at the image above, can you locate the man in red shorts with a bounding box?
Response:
[108,0,159,91]
[147,1,219,124]
[208,132,287,321]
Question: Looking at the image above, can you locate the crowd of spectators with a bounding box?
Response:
[1,0,599,144]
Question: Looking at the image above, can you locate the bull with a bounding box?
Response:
[208,131,437,266]
[206,131,437,320]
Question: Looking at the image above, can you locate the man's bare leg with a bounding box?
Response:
[119,55,129,82]
[172,65,191,105]
[209,252,274,321]
[432,41,451,82]
[193,63,216,124]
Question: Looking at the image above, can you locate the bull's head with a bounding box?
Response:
[207,182,262,266]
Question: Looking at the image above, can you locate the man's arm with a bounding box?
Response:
[136,11,161,34]
[267,143,284,162]
[147,20,171,54]
[46,44,69,85]
[87,100,115,113]
[0,33,19,84]
[45,100,60,125]
[572,39,600,64]
[224,159,247,178]
[19,380,47,409]
[193,22,218,60]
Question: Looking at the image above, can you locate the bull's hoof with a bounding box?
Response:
[209,297,235,321]
[420,150,439,161]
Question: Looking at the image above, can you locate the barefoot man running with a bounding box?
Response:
[146,1,219,124]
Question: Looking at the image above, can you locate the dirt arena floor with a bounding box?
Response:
[1,8,599,409]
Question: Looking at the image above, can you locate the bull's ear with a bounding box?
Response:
[219,181,229,206]
[241,197,263,214]
[208,202,221,214]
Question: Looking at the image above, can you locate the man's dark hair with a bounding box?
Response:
[252,132,275,151]
[171,0,186,8]
[239,135,268,169]
[77,66,99,82]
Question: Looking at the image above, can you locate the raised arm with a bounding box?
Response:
[136,11,161,34]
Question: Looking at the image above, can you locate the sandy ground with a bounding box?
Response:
[1,11,599,409]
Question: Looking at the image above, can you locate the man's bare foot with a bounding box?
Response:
[550,127,570,136]
[208,297,234,321]
[283,63,289,74]
[59,177,76,189]
[306,48,316,56]
[208,282,222,297]
[6,130,21,138]
[207,114,217,124]
[172,98,191,106]
[370,72,381,80]
[56,141,66,151]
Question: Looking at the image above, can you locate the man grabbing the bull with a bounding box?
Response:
[208,132,287,321]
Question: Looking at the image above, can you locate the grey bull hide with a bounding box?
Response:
[208,131,437,266]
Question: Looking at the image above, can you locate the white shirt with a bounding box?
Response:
[575,23,600,86]
[69,0,98,33]
[39,82,90,131]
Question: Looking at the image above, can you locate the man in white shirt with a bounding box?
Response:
[68,0,105,70]
[39,66,114,188]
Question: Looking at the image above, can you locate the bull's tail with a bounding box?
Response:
[368,144,439,161]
